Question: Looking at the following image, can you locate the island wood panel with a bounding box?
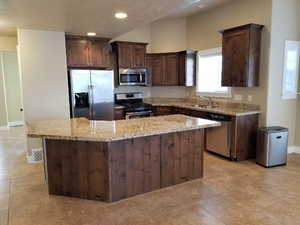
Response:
[108,135,161,202]
[232,114,259,161]
[161,129,204,187]
[45,139,109,201]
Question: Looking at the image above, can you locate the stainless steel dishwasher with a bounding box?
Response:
[205,113,232,158]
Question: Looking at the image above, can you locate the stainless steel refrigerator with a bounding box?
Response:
[69,69,114,121]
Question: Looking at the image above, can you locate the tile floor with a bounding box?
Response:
[1,126,300,225]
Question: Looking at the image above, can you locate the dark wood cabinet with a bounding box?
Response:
[153,106,175,116]
[178,51,197,86]
[165,54,179,86]
[219,24,264,87]
[114,108,125,120]
[147,53,178,86]
[89,39,112,68]
[147,54,164,86]
[65,35,112,68]
[147,51,197,87]
[111,41,148,69]
[65,37,90,67]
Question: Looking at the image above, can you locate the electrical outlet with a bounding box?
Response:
[234,94,243,101]
[248,95,253,102]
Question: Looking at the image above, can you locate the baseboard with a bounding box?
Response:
[288,146,300,154]
[0,125,9,130]
[8,121,24,127]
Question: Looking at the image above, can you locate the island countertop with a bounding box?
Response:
[27,115,220,142]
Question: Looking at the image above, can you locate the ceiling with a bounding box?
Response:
[0,0,233,38]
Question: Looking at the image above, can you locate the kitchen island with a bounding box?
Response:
[27,115,220,202]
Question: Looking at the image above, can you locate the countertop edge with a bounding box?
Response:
[149,103,261,116]
[27,121,220,142]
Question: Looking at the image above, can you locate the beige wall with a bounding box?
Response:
[267,0,300,146]
[186,0,272,126]
[151,18,186,53]
[18,29,70,122]
[0,36,18,127]
[0,36,17,51]
[112,24,152,52]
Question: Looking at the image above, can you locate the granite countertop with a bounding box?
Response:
[27,115,220,142]
[145,100,260,116]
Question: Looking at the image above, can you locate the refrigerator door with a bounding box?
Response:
[69,70,92,119]
[90,70,114,120]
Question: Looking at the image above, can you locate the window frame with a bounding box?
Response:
[281,40,300,100]
[196,47,231,98]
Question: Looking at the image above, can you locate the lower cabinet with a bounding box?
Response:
[152,105,259,161]
[152,106,175,116]
[114,108,125,120]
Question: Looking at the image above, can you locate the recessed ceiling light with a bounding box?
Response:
[87,32,96,36]
[115,12,128,19]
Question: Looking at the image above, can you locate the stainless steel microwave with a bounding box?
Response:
[119,68,147,86]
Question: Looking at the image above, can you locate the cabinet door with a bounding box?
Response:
[150,55,165,86]
[164,54,179,86]
[118,43,132,68]
[66,38,90,67]
[178,52,186,86]
[222,30,250,87]
[132,44,146,68]
[114,108,125,120]
[89,40,112,68]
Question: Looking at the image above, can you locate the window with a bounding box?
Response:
[196,48,231,97]
[282,40,300,100]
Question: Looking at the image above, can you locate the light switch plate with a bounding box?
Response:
[248,95,253,102]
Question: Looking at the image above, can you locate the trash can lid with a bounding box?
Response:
[259,126,288,133]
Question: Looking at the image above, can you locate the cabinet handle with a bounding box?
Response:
[276,136,282,139]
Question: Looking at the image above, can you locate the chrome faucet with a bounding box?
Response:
[200,96,214,107]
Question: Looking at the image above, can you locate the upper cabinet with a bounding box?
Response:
[178,51,197,86]
[65,35,112,68]
[147,50,197,87]
[219,24,264,87]
[111,41,148,69]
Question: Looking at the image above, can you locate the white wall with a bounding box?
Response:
[0,36,18,127]
[3,51,23,124]
[17,29,70,122]
[267,0,300,146]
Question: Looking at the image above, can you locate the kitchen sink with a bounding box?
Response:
[190,104,219,109]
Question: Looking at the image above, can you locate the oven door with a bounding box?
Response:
[125,111,153,120]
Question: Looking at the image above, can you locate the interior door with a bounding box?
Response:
[90,70,114,120]
[69,70,92,119]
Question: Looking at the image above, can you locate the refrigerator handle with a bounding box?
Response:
[88,84,94,119]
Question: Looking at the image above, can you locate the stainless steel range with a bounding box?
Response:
[115,93,153,120]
